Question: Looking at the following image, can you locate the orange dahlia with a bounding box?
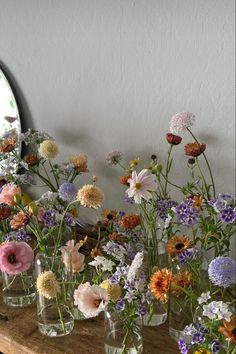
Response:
[120,214,141,229]
[24,154,39,166]
[166,235,192,255]
[149,268,173,302]
[219,315,236,342]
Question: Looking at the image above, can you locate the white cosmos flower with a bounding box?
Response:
[126,169,157,204]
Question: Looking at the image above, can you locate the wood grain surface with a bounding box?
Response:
[0,290,178,354]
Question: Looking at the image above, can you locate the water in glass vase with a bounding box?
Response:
[2,271,36,307]
[104,329,143,354]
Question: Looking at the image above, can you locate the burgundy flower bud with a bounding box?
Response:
[166,133,182,145]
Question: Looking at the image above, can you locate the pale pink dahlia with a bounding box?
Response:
[61,240,85,273]
[169,111,195,134]
[0,241,34,275]
[126,169,157,204]
[74,282,109,318]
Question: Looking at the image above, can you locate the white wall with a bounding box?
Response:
[0,0,235,215]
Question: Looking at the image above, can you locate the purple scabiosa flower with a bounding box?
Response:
[211,339,222,354]
[175,199,199,226]
[42,210,57,227]
[106,151,123,166]
[220,206,236,224]
[64,213,75,226]
[177,248,199,265]
[59,183,77,202]
[178,338,191,354]
[208,256,236,288]
[136,304,147,317]
[116,299,125,312]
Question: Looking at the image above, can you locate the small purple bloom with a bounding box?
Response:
[116,299,125,312]
[59,183,77,201]
[211,339,222,354]
[42,210,57,227]
[175,199,199,226]
[177,248,199,265]
[220,206,236,224]
[136,304,147,317]
[3,230,31,242]
[178,338,190,354]
[64,213,75,226]
[208,256,236,288]
[192,331,205,344]
[157,198,177,220]
[125,196,135,205]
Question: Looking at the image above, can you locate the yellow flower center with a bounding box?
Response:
[135,182,142,190]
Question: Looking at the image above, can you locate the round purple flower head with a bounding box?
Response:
[220,206,236,224]
[59,183,77,202]
[208,256,236,288]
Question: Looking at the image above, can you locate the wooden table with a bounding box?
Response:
[0,292,178,354]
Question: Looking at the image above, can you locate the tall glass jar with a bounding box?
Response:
[35,252,74,337]
[104,308,143,354]
[2,265,36,307]
[142,242,168,326]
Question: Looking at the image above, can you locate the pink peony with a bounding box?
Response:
[0,183,21,206]
[74,282,109,318]
[169,111,195,134]
[126,169,157,204]
[0,241,34,275]
[61,240,85,273]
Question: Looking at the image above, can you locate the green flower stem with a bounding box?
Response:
[159,171,182,191]
[29,166,57,192]
[195,157,210,198]
[55,295,66,334]
[49,159,59,189]
[187,128,216,197]
[164,144,173,197]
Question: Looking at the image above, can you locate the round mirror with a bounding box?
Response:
[0,67,21,176]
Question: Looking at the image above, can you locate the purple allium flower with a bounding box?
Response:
[116,299,125,312]
[106,151,123,166]
[136,304,147,317]
[64,213,75,226]
[208,256,236,288]
[42,210,57,227]
[220,206,236,224]
[177,248,199,265]
[211,339,222,354]
[169,112,195,134]
[178,338,191,354]
[59,183,77,202]
[175,199,199,226]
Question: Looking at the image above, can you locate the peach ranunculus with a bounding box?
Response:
[61,240,85,273]
[0,241,34,275]
[69,154,88,172]
[10,211,29,230]
[74,282,109,318]
[0,183,21,206]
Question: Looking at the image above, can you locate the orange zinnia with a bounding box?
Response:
[166,235,192,255]
[219,315,236,342]
[120,214,141,229]
[149,268,172,302]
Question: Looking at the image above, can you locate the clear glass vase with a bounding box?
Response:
[35,252,74,337]
[104,309,143,354]
[2,266,36,307]
[143,243,168,326]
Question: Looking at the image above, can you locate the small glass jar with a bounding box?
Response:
[35,252,74,337]
[2,265,36,307]
[104,309,143,354]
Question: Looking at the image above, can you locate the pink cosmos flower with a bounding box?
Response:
[0,241,34,275]
[169,112,195,134]
[0,183,21,206]
[126,169,157,204]
[61,240,85,273]
[74,282,109,318]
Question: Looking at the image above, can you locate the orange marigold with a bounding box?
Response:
[101,209,117,222]
[171,271,192,296]
[166,235,192,255]
[149,268,172,302]
[120,214,141,229]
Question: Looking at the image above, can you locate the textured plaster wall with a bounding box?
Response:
[0,1,235,218]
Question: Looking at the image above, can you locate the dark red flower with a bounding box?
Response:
[184,142,206,157]
[0,204,11,220]
[119,175,131,186]
[166,133,182,145]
